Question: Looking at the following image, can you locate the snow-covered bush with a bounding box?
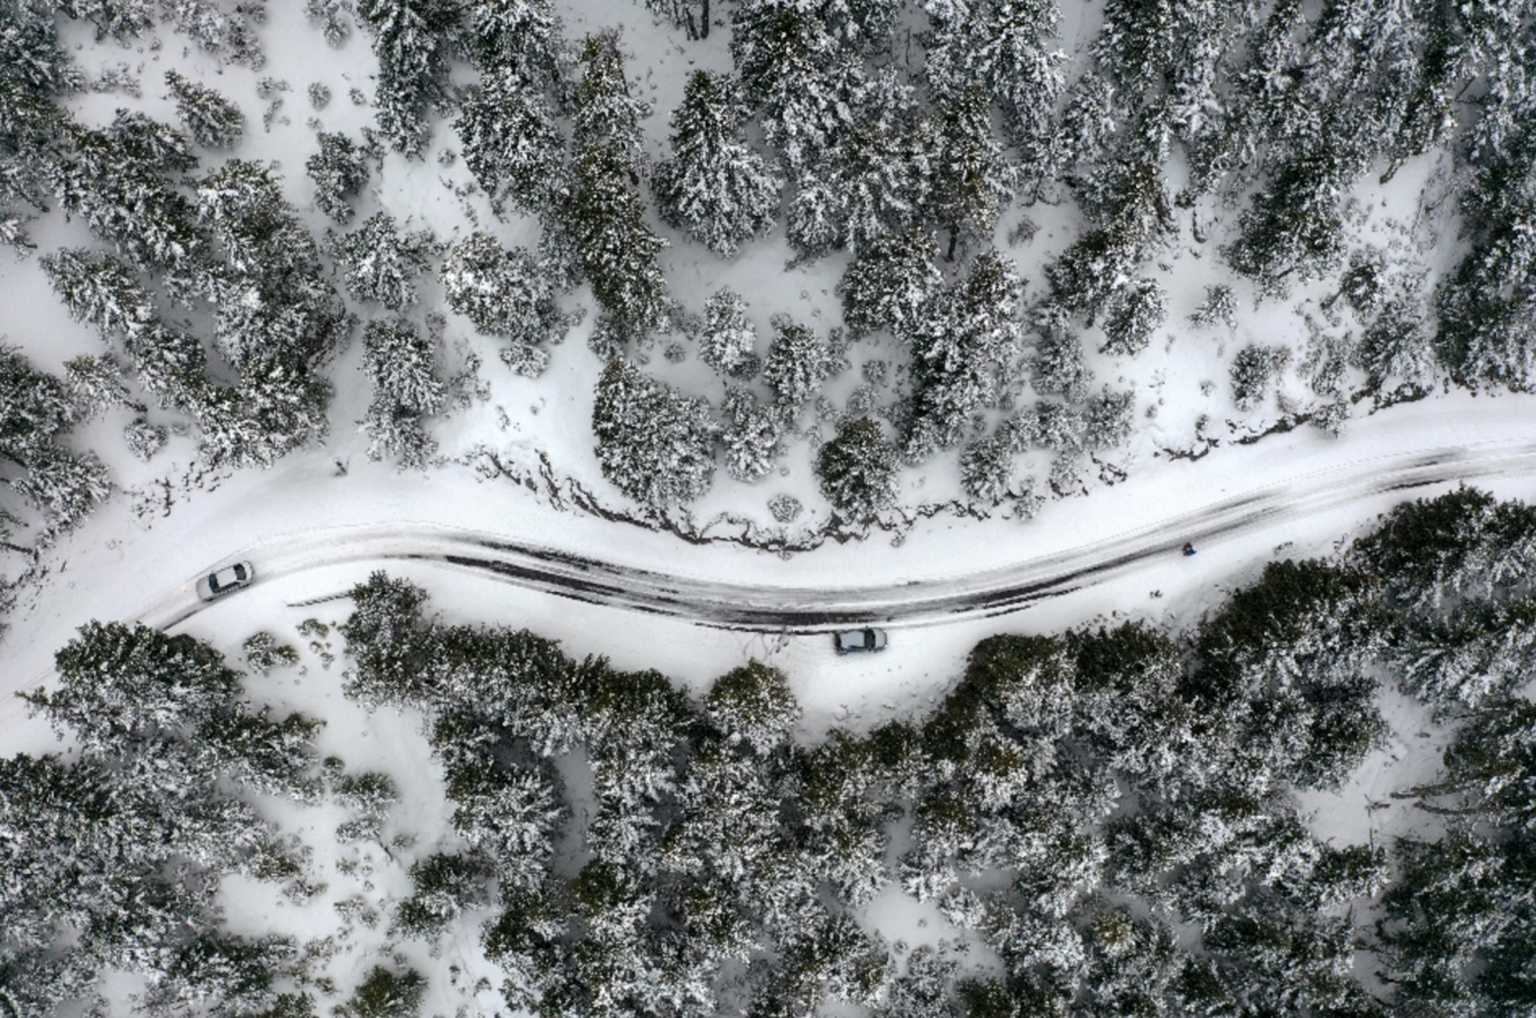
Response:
[123,417,168,461]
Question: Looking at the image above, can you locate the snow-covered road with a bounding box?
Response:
[142,437,1536,633]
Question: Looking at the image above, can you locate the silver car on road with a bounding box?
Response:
[196,561,255,601]
[833,628,889,655]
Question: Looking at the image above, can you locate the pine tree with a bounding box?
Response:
[1100,278,1166,357]
[1031,302,1091,401]
[719,386,782,483]
[455,64,564,215]
[164,70,244,149]
[838,229,942,339]
[960,433,1014,505]
[931,84,1013,259]
[332,212,435,311]
[356,0,460,157]
[818,417,898,523]
[1230,344,1292,411]
[565,33,671,343]
[347,966,426,1018]
[360,317,445,468]
[905,250,1026,459]
[305,131,370,224]
[704,660,800,753]
[654,71,783,257]
[591,360,716,508]
[1082,387,1134,451]
[762,319,830,415]
[441,232,570,349]
[698,287,758,378]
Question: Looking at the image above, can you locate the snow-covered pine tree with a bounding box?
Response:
[1189,283,1237,329]
[164,70,244,149]
[108,109,199,173]
[837,228,942,339]
[62,354,137,418]
[905,249,1025,458]
[305,131,370,223]
[13,444,111,536]
[440,231,571,350]
[1100,278,1166,357]
[1230,343,1291,412]
[591,359,716,507]
[762,318,830,415]
[564,33,670,344]
[455,65,564,215]
[360,317,445,468]
[1082,387,1135,451]
[40,248,157,340]
[930,83,1013,259]
[732,2,862,174]
[1031,301,1091,401]
[465,0,559,74]
[50,119,203,270]
[654,70,782,257]
[703,660,800,754]
[356,0,461,157]
[960,433,1013,505]
[719,385,782,483]
[817,416,898,523]
[332,212,435,311]
[698,287,758,378]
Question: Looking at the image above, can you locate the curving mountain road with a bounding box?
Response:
[140,439,1536,634]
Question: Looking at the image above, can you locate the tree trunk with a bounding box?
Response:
[945,228,958,262]
[700,0,709,38]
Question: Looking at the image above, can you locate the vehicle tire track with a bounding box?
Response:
[141,440,1536,633]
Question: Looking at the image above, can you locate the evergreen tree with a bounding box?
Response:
[704,660,800,754]
[761,318,830,415]
[818,417,898,523]
[563,33,670,344]
[930,84,1013,258]
[347,966,426,1018]
[838,229,942,340]
[360,317,445,468]
[356,0,460,157]
[164,70,244,149]
[698,287,758,378]
[441,232,571,350]
[906,250,1026,458]
[1100,278,1166,357]
[1230,343,1292,412]
[332,212,435,311]
[1031,302,1091,401]
[719,386,783,483]
[592,359,716,508]
[455,64,564,215]
[305,131,370,224]
[655,71,783,257]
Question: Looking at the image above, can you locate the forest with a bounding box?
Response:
[4,485,1534,1016]
[3,0,1536,582]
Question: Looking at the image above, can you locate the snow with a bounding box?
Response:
[4,2,1536,1013]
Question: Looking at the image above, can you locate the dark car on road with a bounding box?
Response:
[833,628,889,655]
[196,561,255,601]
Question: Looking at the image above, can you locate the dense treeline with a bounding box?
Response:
[5,487,1533,1015]
[9,0,1536,539]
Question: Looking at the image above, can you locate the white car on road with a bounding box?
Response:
[196,561,255,601]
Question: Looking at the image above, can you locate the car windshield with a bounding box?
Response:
[233,564,247,580]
